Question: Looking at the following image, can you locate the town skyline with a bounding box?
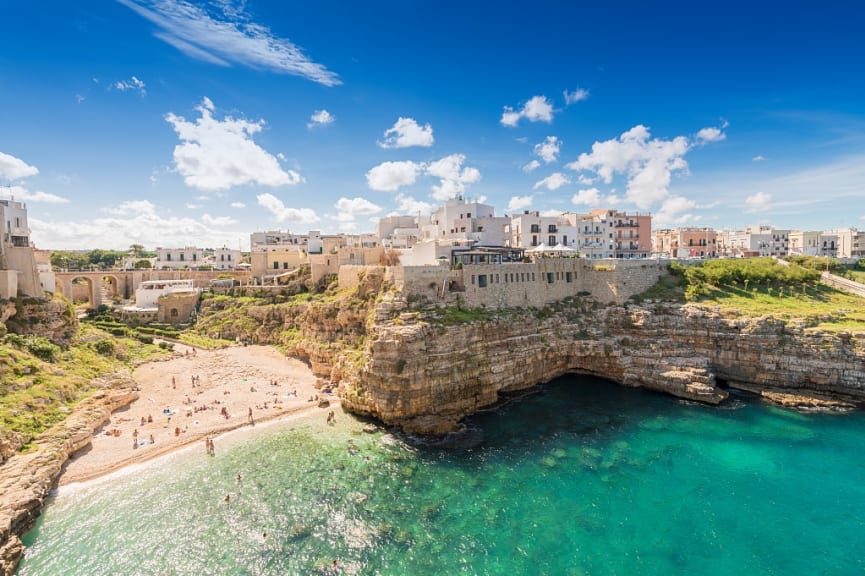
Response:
[2,1,865,250]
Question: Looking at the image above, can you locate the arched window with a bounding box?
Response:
[170,308,178,317]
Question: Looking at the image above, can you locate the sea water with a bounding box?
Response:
[17,376,865,575]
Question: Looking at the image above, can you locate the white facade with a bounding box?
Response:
[832,228,865,259]
[134,279,197,309]
[214,247,243,270]
[420,197,504,245]
[155,247,205,269]
[0,197,41,297]
[250,230,308,251]
[788,231,822,256]
[378,215,419,248]
[511,211,577,249]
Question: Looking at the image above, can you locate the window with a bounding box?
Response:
[548,235,556,246]
[562,235,568,245]
[478,274,487,288]
[170,308,178,317]
[566,271,573,283]
[547,272,554,284]
[180,254,185,261]
[532,235,538,246]
[193,254,197,261]
[471,274,475,285]
[167,253,172,261]
[530,224,540,233]
[274,261,279,269]
[548,224,557,233]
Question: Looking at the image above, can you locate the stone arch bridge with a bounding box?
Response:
[54,270,252,308]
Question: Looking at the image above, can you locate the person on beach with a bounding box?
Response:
[248,407,254,424]
[149,434,155,444]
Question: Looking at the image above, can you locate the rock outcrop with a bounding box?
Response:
[338,298,865,433]
[0,375,137,576]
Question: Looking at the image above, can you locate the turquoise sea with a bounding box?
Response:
[17,376,865,575]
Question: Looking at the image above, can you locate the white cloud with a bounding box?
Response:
[366,160,424,192]
[533,172,570,191]
[334,196,382,221]
[4,185,69,204]
[500,95,554,127]
[745,191,772,212]
[394,193,433,215]
[577,174,595,185]
[566,124,690,209]
[426,154,481,201]
[534,136,561,163]
[654,196,699,225]
[201,213,237,226]
[112,75,146,95]
[117,0,340,86]
[30,199,248,250]
[165,97,302,191]
[563,88,589,105]
[378,117,434,149]
[696,126,726,143]
[307,109,334,128]
[507,195,533,211]
[571,188,601,206]
[522,160,541,173]
[0,151,39,180]
[230,201,246,208]
[75,94,85,104]
[256,193,320,223]
[752,155,766,162]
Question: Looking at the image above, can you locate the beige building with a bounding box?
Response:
[653,228,717,258]
[0,197,41,298]
[568,209,652,259]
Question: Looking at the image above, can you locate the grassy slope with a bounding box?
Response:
[0,325,169,454]
[644,258,865,333]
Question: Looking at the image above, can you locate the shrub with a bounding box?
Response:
[93,339,115,355]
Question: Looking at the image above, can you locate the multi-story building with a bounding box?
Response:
[510,211,577,249]
[378,216,419,249]
[567,209,651,259]
[0,197,41,298]
[832,228,865,259]
[652,228,717,258]
[154,247,206,269]
[769,229,791,257]
[788,231,822,256]
[213,246,243,270]
[419,197,510,246]
[250,230,309,251]
[727,226,773,257]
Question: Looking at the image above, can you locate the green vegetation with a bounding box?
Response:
[787,255,865,283]
[669,257,865,332]
[0,324,169,457]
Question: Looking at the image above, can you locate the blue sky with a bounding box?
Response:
[2,0,864,250]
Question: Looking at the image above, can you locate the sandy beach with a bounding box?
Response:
[59,343,337,486]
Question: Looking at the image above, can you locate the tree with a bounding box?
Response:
[133,259,152,269]
[129,244,145,257]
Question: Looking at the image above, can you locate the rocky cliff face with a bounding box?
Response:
[337,298,865,433]
[0,374,137,576]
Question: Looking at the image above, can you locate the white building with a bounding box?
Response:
[419,197,509,246]
[378,215,419,249]
[133,279,197,309]
[0,196,41,298]
[213,246,243,270]
[510,211,577,249]
[155,247,206,269]
[788,231,822,256]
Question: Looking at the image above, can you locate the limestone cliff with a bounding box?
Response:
[337,297,865,433]
[0,375,137,576]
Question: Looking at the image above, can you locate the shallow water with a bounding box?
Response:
[17,376,865,575]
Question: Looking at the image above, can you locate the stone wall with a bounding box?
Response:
[385,259,664,309]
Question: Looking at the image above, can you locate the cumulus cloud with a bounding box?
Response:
[533,172,570,191]
[230,201,246,208]
[117,0,340,86]
[654,196,699,225]
[378,117,434,148]
[745,191,772,212]
[500,95,554,127]
[165,97,302,191]
[366,160,424,192]
[4,185,70,204]
[426,154,481,201]
[366,154,481,201]
[307,109,334,128]
[534,136,561,163]
[112,75,146,95]
[0,151,39,180]
[563,88,589,105]
[256,193,320,223]
[334,196,382,221]
[566,125,691,209]
[522,160,541,173]
[394,193,433,215]
[571,188,601,206]
[507,195,533,211]
[696,126,726,143]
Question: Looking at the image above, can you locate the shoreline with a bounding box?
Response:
[57,343,335,487]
